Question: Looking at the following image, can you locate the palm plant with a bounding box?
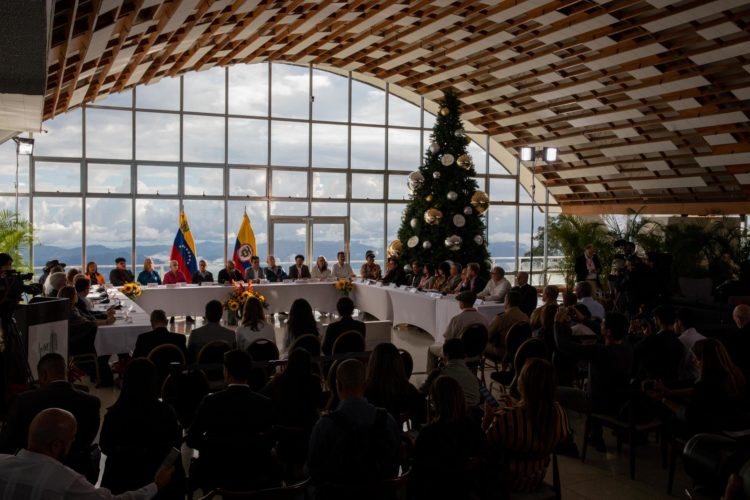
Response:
[603,209,665,253]
[546,215,611,289]
[0,210,33,271]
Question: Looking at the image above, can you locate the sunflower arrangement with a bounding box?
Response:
[334,279,353,296]
[119,282,142,300]
[224,281,269,314]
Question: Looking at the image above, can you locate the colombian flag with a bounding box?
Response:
[169,211,198,283]
[232,211,257,276]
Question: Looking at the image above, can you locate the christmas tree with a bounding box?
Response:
[393,90,490,275]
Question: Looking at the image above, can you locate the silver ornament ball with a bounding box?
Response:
[429,142,440,154]
[447,191,458,201]
[463,206,473,215]
[422,241,432,249]
[473,235,484,245]
[409,218,418,229]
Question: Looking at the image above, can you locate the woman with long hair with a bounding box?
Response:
[431,261,451,291]
[365,342,425,425]
[66,267,80,286]
[86,261,105,285]
[100,358,184,498]
[236,296,275,350]
[440,262,462,293]
[418,263,435,289]
[482,358,569,493]
[137,257,162,285]
[285,298,318,350]
[310,255,331,280]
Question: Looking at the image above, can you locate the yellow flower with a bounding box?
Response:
[227,300,240,312]
[242,290,253,300]
[134,287,142,297]
[121,283,134,294]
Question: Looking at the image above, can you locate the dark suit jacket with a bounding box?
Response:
[575,254,602,283]
[109,268,135,286]
[633,329,685,385]
[0,381,100,473]
[405,272,421,288]
[217,268,243,284]
[289,265,311,280]
[265,266,288,282]
[513,284,538,317]
[460,276,487,295]
[192,271,214,285]
[133,327,187,359]
[382,268,406,286]
[322,317,366,355]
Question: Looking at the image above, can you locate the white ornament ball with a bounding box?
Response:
[422,241,432,249]
[454,128,466,138]
[447,191,458,201]
[407,170,425,191]
[444,235,463,251]
[429,142,440,154]
[433,171,441,179]
[410,218,418,229]
[463,206,473,215]
[452,214,466,227]
[474,235,484,245]
[441,154,455,166]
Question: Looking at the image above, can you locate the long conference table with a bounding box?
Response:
[95,281,504,355]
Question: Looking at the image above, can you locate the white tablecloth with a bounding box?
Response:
[350,283,392,320]
[94,293,153,356]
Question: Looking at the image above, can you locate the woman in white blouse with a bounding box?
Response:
[310,255,332,280]
[235,297,276,351]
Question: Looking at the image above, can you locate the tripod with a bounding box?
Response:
[0,313,34,413]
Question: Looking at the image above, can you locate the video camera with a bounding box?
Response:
[0,270,42,316]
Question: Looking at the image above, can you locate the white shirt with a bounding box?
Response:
[478,277,511,302]
[579,296,605,320]
[679,327,705,352]
[331,262,355,279]
[235,323,277,351]
[310,267,332,280]
[443,308,488,342]
[0,449,157,499]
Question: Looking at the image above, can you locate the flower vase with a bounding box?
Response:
[339,290,349,297]
[226,310,238,326]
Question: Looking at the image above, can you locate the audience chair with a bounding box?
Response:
[398,349,414,379]
[199,477,311,500]
[70,353,100,384]
[460,323,489,381]
[197,340,232,390]
[488,321,531,390]
[147,344,186,387]
[247,339,280,364]
[272,425,315,482]
[161,367,210,430]
[511,453,561,500]
[324,359,341,411]
[289,334,321,357]
[331,330,365,355]
[502,338,548,398]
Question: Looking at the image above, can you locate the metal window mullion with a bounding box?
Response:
[515,157,521,274]
[543,190,550,285]
[225,66,229,265]
[346,71,352,260]
[383,82,389,258]
[130,90,136,268]
[179,75,184,214]
[81,105,87,269]
[307,63,313,223]
[267,62,272,236]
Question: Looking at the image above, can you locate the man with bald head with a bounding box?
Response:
[0,353,100,481]
[729,304,750,380]
[0,408,172,498]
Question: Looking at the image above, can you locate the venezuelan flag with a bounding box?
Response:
[232,211,257,276]
[169,211,198,283]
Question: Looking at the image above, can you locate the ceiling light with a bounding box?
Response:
[543,147,558,162]
[520,147,535,161]
[13,137,34,155]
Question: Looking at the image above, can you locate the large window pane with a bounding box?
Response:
[228,200,268,260]
[270,201,307,216]
[311,202,347,216]
[182,199,225,276]
[491,155,513,175]
[137,165,178,195]
[388,128,421,170]
[88,163,130,194]
[136,76,180,111]
[272,170,307,198]
[487,205,517,272]
[136,198,178,275]
[467,135,487,174]
[271,63,309,119]
[184,115,225,163]
[423,109,437,130]
[387,203,406,245]
[313,223,345,263]
[350,203,383,266]
[0,140,29,193]
[185,167,223,196]
[34,109,82,157]
[35,162,80,192]
[86,108,132,159]
[312,171,346,199]
[228,118,268,165]
[33,197,82,271]
[351,173,383,199]
[136,112,180,161]
[184,67,225,113]
[271,121,308,166]
[388,93,420,127]
[351,126,384,170]
[311,124,347,168]
[272,222,307,267]
[228,63,269,116]
[351,80,385,125]
[229,168,266,196]
[86,198,132,276]
[490,178,516,202]
[388,174,409,200]
[518,205,533,259]
[312,69,348,122]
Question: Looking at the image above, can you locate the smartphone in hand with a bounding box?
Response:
[479,384,500,408]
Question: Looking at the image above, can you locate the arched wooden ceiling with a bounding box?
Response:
[45,0,750,214]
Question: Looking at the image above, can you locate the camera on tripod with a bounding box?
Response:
[0,270,42,312]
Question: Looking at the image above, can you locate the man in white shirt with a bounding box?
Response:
[0,408,172,499]
[426,291,488,371]
[477,266,511,302]
[575,281,605,320]
[676,308,704,380]
[331,251,355,279]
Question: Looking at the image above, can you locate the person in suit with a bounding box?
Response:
[322,297,366,355]
[288,254,311,280]
[405,260,422,288]
[217,260,243,284]
[381,257,406,286]
[264,255,288,282]
[0,353,101,481]
[192,259,214,285]
[109,257,135,286]
[458,262,486,295]
[187,300,236,362]
[133,309,187,359]
[187,350,278,491]
[575,244,602,292]
[245,255,264,283]
[512,272,538,317]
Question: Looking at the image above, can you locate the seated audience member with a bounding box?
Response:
[478,266,511,302]
[285,298,319,351]
[365,343,425,424]
[137,257,162,286]
[359,251,382,280]
[245,255,264,282]
[162,260,187,285]
[0,409,173,498]
[187,350,277,491]
[0,354,100,479]
[217,260,243,284]
[289,254,311,280]
[73,275,104,319]
[459,262,486,295]
[264,255,288,282]
[44,270,67,297]
[728,304,750,381]
[441,262,462,293]
[530,285,560,331]
[331,251,355,280]
[486,291,529,359]
[427,291,487,371]
[66,268,80,286]
[420,339,481,408]
[381,257,406,286]
[85,261,105,286]
[482,358,569,493]
[676,308,705,352]
[649,338,747,435]
[322,296,365,355]
[633,305,685,385]
[38,259,65,287]
[418,263,435,289]
[100,358,184,498]
[574,280,604,320]
[235,297,276,351]
[192,259,214,285]
[187,300,236,362]
[133,309,187,359]
[412,376,487,500]
[512,272,538,317]
[570,304,600,336]
[452,267,470,294]
[431,261,451,291]
[311,255,332,280]
[405,261,422,288]
[307,359,400,493]
[555,310,633,450]
[109,257,135,286]
[562,291,578,308]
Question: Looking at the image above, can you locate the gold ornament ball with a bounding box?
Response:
[440,106,450,116]
[387,239,404,258]
[425,194,433,202]
[457,154,472,170]
[424,208,443,225]
[470,191,490,214]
